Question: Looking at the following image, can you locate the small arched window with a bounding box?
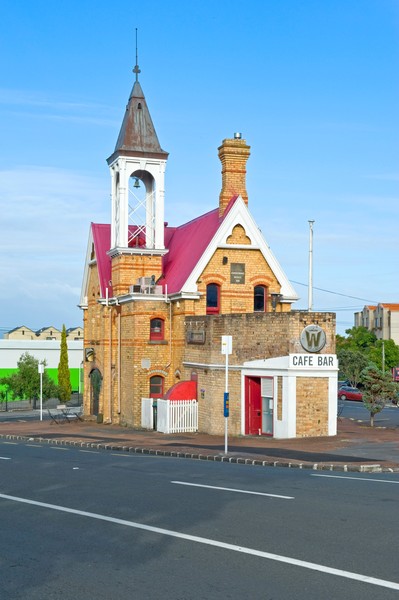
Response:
[150,375,164,398]
[254,285,267,312]
[150,318,164,341]
[206,283,220,314]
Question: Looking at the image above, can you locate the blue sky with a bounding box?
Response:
[0,0,398,336]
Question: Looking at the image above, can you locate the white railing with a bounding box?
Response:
[157,399,198,434]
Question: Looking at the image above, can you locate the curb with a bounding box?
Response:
[2,433,397,473]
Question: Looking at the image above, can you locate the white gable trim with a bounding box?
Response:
[182,197,298,301]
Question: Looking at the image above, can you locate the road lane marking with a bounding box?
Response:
[50,447,68,451]
[2,442,18,445]
[0,492,397,591]
[111,453,133,457]
[312,474,399,484]
[0,457,11,460]
[171,481,294,499]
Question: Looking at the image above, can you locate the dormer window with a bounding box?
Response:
[150,318,164,341]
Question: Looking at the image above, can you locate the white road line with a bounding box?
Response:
[312,474,399,484]
[79,450,100,454]
[50,447,68,451]
[171,481,294,499]
[2,442,18,445]
[0,457,11,460]
[0,492,397,591]
[110,453,133,457]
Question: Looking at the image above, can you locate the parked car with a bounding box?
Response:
[338,385,363,402]
[338,380,350,388]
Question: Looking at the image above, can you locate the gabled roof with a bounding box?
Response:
[6,325,35,334]
[107,81,168,164]
[87,207,222,299]
[181,195,298,301]
[378,303,399,311]
[84,195,298,304]
[36,326,60,334]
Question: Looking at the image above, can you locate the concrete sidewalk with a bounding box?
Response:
[1,415,398,472]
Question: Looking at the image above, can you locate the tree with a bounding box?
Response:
[360,364,397,427]
[368,339,399,372]
[337,326,377,354]
[0,352,58,405]
[337,349,369,387]
[57,324,72,403]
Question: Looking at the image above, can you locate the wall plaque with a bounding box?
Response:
[230,263,245,284]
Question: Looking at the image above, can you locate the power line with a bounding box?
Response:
[290,280,378,304]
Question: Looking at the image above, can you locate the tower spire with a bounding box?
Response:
[133,28,141,82]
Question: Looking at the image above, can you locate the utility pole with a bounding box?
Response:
[308,220,315,311]
[382,340,385,372]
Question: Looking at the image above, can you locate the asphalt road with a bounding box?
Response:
[1,440,398,599]
[341,400,399,426]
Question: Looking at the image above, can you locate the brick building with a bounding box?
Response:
[80,65,337,439]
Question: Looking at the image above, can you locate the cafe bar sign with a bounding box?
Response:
[289,353,338,369]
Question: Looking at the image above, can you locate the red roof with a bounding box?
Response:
[160,208,220,293]
[91,197,238,297]
[91,223,112,298]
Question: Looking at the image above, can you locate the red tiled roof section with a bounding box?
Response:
[379,303,399,310]
[161,208,221,293]
[92,223,112,298]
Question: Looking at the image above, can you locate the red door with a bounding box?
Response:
[245,377,262,435]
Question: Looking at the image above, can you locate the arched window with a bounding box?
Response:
[254,285,267,312]
[150,375,164,398]
[150,318,164,341]
[206,283,220,314]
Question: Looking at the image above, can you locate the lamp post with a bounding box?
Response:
[38,362,44,421]
[221,336,232,454]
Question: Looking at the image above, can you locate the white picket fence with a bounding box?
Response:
[141,398,154,429]
[141,398,198,434]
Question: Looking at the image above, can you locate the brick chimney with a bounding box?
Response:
[218,134,251,217]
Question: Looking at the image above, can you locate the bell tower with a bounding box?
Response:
[106,35,169,294]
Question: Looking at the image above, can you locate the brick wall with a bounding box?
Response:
[195,248,289,315]
[182,311,335,436]
[296,377,329,437]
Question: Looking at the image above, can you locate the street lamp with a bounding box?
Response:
[271,293,283,311]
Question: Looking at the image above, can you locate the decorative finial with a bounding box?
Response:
[133,28,141,82]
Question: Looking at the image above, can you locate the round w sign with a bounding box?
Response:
[300,324,326,353]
